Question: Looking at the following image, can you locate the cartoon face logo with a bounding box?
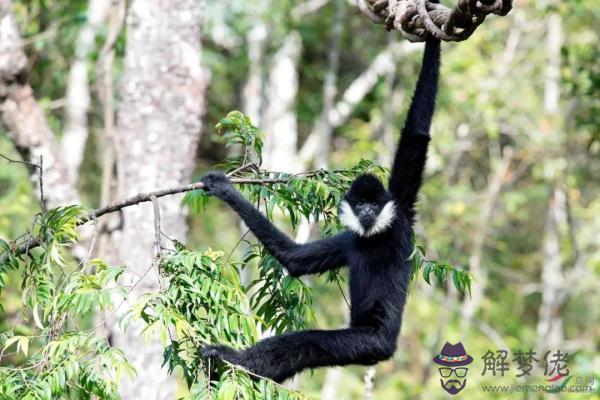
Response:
[433,342,473,395]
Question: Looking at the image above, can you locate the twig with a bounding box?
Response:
[83,217,98,269]
[0,153,46,212]
[336,278,351,310]
[225,229,251,264]
[150,195,164,290]
[226,162,258,177]
[0,153,40,169]
[39,156,46,212]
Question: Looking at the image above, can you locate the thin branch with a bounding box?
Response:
[83,217,98,269]
[1,153,46,212]
[151,195,162,260]
[39,156,46,212]
[0,153,41,169]
[151,195,164,290]
[0,168,324,263]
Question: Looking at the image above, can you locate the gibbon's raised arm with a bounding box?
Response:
[201,172,349,277]
[388,36,441,216]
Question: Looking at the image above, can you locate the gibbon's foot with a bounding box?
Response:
[200,171,231,197]
[201,345,267,381]
[201,344,240,364]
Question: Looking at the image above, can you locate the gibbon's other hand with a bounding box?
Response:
[201,171,232,197]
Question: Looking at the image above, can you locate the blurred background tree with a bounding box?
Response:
[0,0,598,398]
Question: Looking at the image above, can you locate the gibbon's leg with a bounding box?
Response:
[203,328,395,383]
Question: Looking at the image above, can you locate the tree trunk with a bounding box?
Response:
[0,0,78,208]
[263,31,302,172]
[313,0,345,168]
[61,0,111,181]
[105,1,208,398]
[536,12,564,353]
[242,22,268,127]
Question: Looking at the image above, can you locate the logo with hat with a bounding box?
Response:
[433,342,473,395]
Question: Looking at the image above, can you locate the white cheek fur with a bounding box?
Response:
[339,200,365,236]
[339,200,396,237]
[367,201,396,236]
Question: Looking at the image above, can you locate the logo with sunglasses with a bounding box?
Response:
[433,342,473,395]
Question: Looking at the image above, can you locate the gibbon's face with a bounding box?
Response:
[339,174,396,237]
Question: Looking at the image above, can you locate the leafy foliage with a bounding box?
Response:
[216,110,264,166]
[408,236,472,296]
[124,245,313,399]
[0,207,133,399]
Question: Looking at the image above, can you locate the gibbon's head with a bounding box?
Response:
[339,174,396,237]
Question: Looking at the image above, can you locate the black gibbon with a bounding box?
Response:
[200,36,441,383]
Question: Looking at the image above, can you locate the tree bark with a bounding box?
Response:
[105,1,208,398]
[0,0,79,208]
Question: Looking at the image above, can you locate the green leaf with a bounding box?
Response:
[423,261,434,285]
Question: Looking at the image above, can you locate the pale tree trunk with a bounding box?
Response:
[94,0,126,339]
[242,22,268,128]
[61,0,111,181]
[0,0,78,207]
[536,13,564,352]
[374,60,405,167]
[536,187,565,350]
[97,0,125,224]
[313,0,345,168]
[320,298,351,399]
[262,31,302,172]
[105,1,208,398]
[363,366,376,400]
[320,367,343,400]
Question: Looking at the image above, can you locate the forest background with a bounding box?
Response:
[0,0,598,399]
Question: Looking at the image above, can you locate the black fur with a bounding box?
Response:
[200,37,441,383]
